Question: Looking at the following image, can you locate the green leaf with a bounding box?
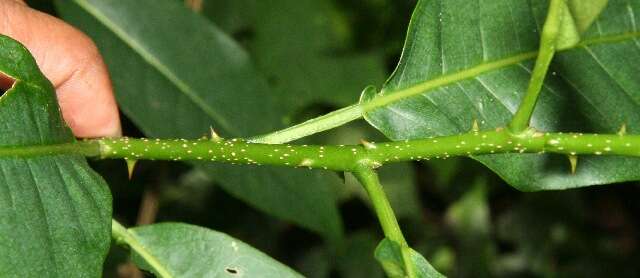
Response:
[248,0,387,112]
[0,35,111,277]
[56,0,343,241]
[556,0,609,50]
[555,0,581,50]
[364,0,640,191]
[125,223,302,277]
[568,0,610,33]
[375,239,446,278]
[203,0,387,114]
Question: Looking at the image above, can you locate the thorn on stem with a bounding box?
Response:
[125,158,138,180]
[618,124,627,136]
[298,159,314,167]
[210,126,222,142]
[568,155,578,175]
[472,119,480,132]
[360,139,377,150]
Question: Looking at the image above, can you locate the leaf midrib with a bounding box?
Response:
[363,31,640,113]
[124,227,174,278]
[72,0,240,137]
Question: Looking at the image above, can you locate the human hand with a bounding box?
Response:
[0,0,121,138]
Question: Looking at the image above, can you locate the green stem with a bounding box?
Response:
[3,129,640,171]
[353,167,407,246]
[508,0,563,133]
[249,104,362,144]
[111,219,173,278]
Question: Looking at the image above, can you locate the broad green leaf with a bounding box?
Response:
[248,0,387,113]
[203,0,387,117]
[364,0,640,191]
[126,223,302,277]
[56,0,343,241]
[0,35,111,277]
[375,238,445,278]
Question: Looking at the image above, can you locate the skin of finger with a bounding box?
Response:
[0,0,121,138]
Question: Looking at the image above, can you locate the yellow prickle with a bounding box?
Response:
[618,123,627,136]
[210,126,222,142]
[568,154,578,175]
[360,139,377,150]
[125,158,138,180]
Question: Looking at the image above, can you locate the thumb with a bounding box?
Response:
[0,0,121,138]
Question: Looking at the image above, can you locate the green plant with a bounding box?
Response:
[1,0,639,276]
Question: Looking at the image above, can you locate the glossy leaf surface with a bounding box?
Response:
[365,0,640,190]
[56,0,343,241]
[0,35,111,277]
[128,223,302,277]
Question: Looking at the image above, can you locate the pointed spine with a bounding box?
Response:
[125,158,138,180]
[360,139,377,150]
[568,154,578,175]
[210,126,222,142]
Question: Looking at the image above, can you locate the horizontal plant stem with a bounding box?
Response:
[1,129,639,171]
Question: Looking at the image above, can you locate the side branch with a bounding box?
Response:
[352,167,407,246]
[508,0,564,132]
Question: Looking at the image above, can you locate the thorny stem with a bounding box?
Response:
[1,129,639,172]
[509,0,563,133]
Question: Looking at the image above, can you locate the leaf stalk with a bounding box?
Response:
[508,0,564,132]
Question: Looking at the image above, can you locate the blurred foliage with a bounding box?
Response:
[26,0,640,276]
